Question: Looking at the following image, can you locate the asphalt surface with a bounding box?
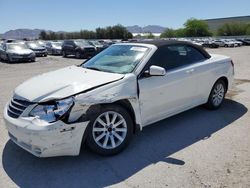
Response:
[0,47,250,188]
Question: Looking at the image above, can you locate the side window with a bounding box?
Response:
[3,44,6,50]
[63,41,68,45]
[184,45,206,64]
[71,41,76,46]
[148,45,206,71]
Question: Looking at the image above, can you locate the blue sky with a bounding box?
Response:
[0,0,250,33]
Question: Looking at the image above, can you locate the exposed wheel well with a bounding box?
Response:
[217,76,228,92]
[110,99,138,134]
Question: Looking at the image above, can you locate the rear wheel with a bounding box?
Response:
[205,80,226,110]
[86,105,133,156]
[31,58,36,62]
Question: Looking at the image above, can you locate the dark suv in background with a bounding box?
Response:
[62,40,96,58]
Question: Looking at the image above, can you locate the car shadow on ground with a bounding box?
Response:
[0,59,36,64]
[2,99,248,188]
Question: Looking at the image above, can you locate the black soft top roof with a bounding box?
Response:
[135,40,211,59]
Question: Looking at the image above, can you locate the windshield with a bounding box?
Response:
[82,45,149,74]
[75,40,90,47]
[52,42,62,47]
[26,42,42,48]
[7,43,29,50]
[90,41,101,46]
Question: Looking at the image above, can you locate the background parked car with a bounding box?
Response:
[222,39,237,47]
[37,40,47,48]
[213,39,225,47]
[202,40,219,48]
[45,41,62,55]
[88,40,108,53]
[25,41,48,57]
[0,42,35,62]
[62,40,96,58]
[237,38,250,46]
[232,39,243,47]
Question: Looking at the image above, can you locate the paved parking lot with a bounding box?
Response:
[0,47,250,188]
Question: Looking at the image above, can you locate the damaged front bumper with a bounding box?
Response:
[3,105,89,157]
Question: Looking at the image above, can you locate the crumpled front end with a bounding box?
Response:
[4,103,89,157]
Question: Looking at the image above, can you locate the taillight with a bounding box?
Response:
[230,60,234,67]
[230,60,234,75]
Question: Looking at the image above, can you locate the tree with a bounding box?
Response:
[246,25,250,35]
[96,27,106,39]
[217,22,249,36]
[145,32,155,39]
[184,18,212,37]
[38,24,133,40]
[39,30,47,40]
[160,28,176,38]
[175,28,187,37]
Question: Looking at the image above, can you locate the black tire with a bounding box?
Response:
[205,79,227,110]
[62,50,67,58]
[6,55,11,63]
[75,51,82,59]
[86,104,133,156]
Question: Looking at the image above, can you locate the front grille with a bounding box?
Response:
[85,48,95,52]
[7,97,34,118]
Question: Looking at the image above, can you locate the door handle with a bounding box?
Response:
[186,69,194,74]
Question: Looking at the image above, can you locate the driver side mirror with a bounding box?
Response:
[145,65,166,76]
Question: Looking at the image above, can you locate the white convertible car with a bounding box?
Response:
[4,40,234,157]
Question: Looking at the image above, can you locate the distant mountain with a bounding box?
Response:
[0,29,44,39]
[0,25,167,39]
[126,25,166,33]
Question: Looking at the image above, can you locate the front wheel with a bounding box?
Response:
[75,51,82,59]
[62,50,67,58]
[86,105,133,156]
[6,55,11,63]
[205,80,226,110]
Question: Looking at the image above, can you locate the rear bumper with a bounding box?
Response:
[3,104,89,157]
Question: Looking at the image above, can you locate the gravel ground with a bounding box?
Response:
[0,47,250,188]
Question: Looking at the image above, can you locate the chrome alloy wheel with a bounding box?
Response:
[92,111,127,149]
[212,83,225,106]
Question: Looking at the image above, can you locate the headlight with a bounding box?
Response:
[29,97,74,123]
[9,53,19,56]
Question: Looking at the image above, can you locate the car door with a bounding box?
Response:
[1,44,8,60]
[63,41,73,55]
[46,43,52,54]
[0,44,4,59]
[138,44,207,126]
[69,41,77,55]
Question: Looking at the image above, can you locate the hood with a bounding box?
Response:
[7,49,33,55]
[14,66,124,102]
[52,46,62,50]
[83,45,95,49]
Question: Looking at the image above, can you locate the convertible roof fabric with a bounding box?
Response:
[135,40,211,58]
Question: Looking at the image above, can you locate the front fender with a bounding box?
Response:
[72,74,142,128]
